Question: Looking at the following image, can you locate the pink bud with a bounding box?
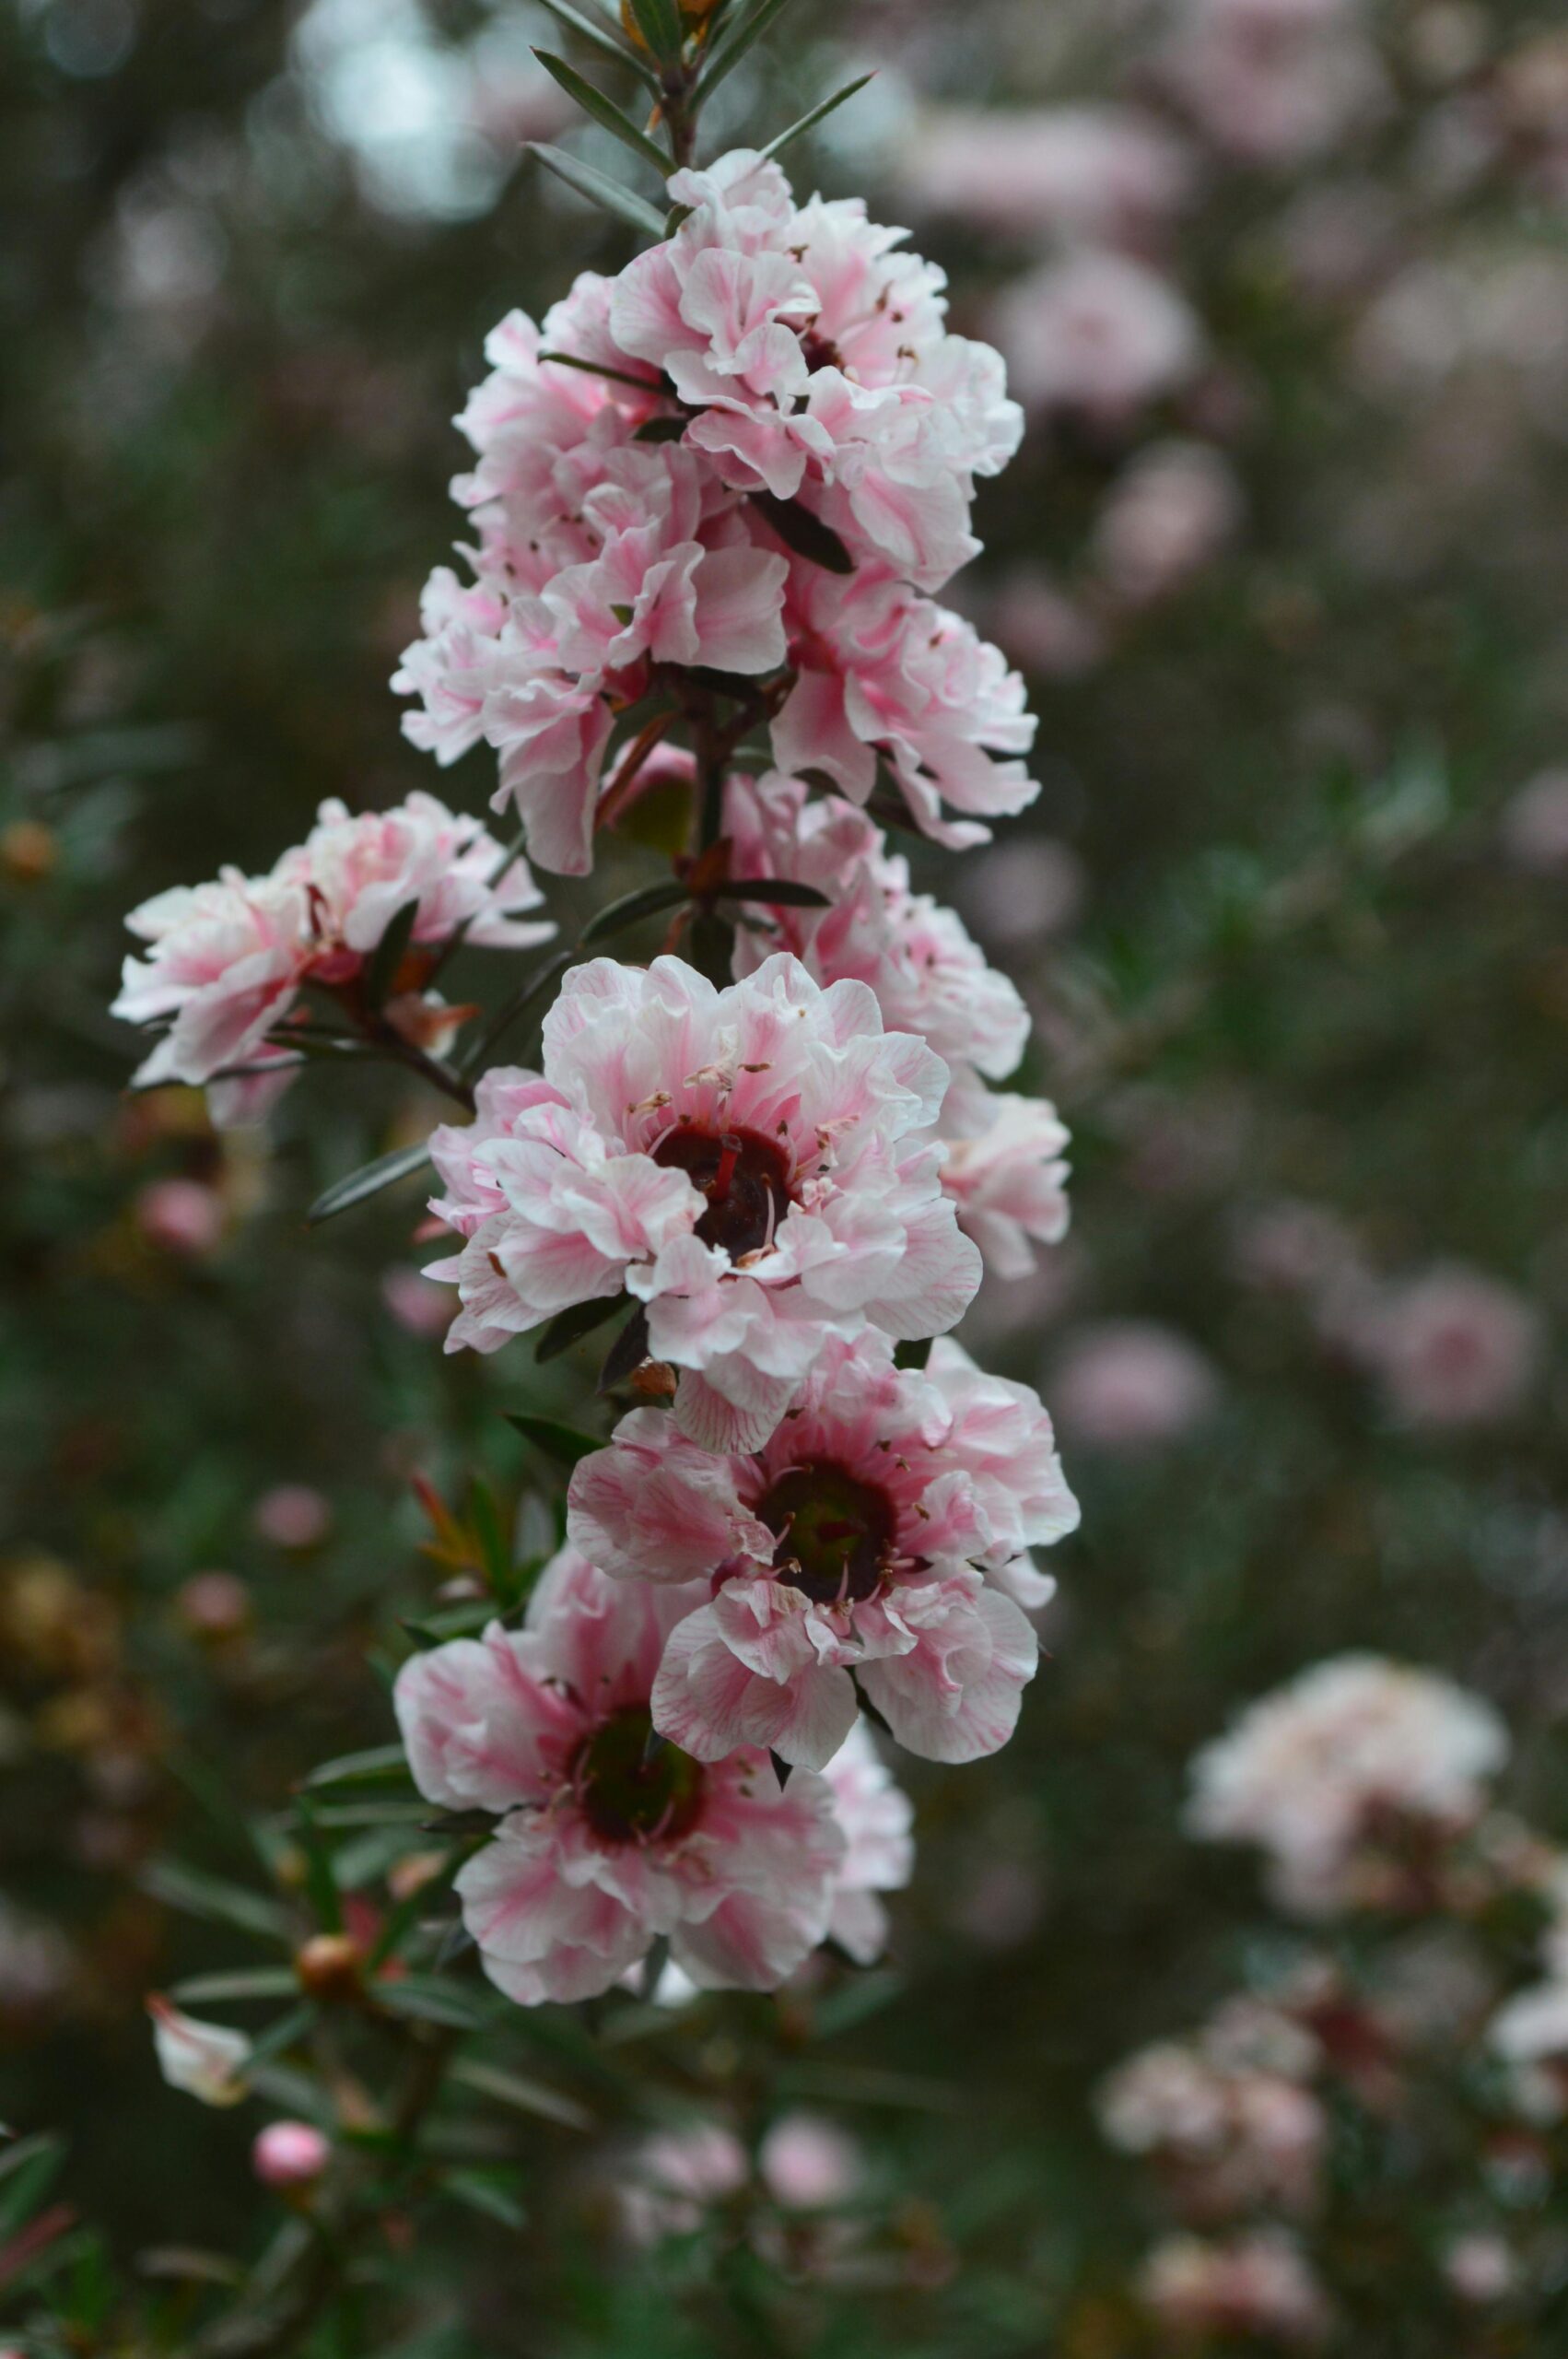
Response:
[252,1485,333,1550]
[135,1177,225,1258]
[252,2120,330,2190]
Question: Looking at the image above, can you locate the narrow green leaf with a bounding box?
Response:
[450,2057,595,2132]
[306,1141,432,1227]
[443,2170,528,2230]
[534,0,658,87]
[537,349,665,394]
[461,947,573,1075]
[894,1337,933,1372]
[634,415,686,442]
[759,72,874,163]
[141,1860,292,1945]
[0,2134,66,2228]
[597,1302,651,1391]
[715,877,832,908]
[240,2004,316,2078]
[378,1977,493,2033]
[307,1800,432,1829]
[532,51,672,177]
[749,490,854,573]
[400,1602,496,1649]
[292,1798,344,1934]
[530,144,667,240]
[170,1969,301,2005]
[694,0,793,99]
[533,1291,629,1363]
[304,1743,412,1791]
[579,877,690,945]
[364,898,421,1013]
[505,1413,602,1471]
[626,0,684,62]
[468,1476,511,1592]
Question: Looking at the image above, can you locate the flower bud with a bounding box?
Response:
[148,1996,250,2106]
[294,1932,362,2001]
[252,2119,331,2191]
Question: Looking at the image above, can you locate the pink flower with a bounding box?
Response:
[898,104,1195,251]
[725,771,1029,1085]
[426,953,980,1452]
[1159,0,1386,168]
[1050,1320,1217,1449]
[393,1549,847,2002]
[759,2113,864,2208]
[1099,2040,1326,2218]
[939,1077,1072,1280]
[567,1328,1074,1768]
[1503,767,1568,870]
[252,1485,333,1550]
[1187,1655,1508,1916]
[252,2121,331,2190]
[135,1177,226,1258]
[111,792,553,1120]
[617,2121,747,2244]
[1139,2230,1332,2345]
[1091,440,1244,606]
[821,1718,914,1960]
[772,568,1040,847]
[990,250,1202,422]
[1353,1264,1539,1428]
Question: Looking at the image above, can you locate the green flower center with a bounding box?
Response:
[759,1460,897,1607]
[574,1708,704,1846]
[653,1124,793,1261]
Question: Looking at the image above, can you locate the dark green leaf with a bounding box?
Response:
[141,1860,292,1945]
[400,1602,495,1649]
[378,1976,493,2033]
[304,1743,412,1791]
[537,349,666,394]
[468,1476,511,1592]
[450,2057,595,2131]
[530,144,667,240]
[759,72,874,162]
[533,0,658,87]
[749,491,854,574]
[532,51,672,176]
[364,898,421,1013]
[597,1303,651,1391]
[240,2004,315,2078]
[460,947,574,1075]
[0,2136,67,2241]
[626,0,684,63]
[810,1968,905,2037]
[442,2170,528,2230]
[292,1798,343,1933]
[505,1414,603,1471]
[894,1337,933,1371]
[170,1969,301,2005]
[306,1141,432,1227]
[579,877,690,945]
[634,414,686,443]
[533,1291,629,1364]
[694,0,793,98]
[714,878,832,908]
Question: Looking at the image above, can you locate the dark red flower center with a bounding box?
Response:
[759,1460,897,1607]
[573,1708,703,1846]
[653,1124,793,1262]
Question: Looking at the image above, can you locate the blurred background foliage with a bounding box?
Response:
[3,0,1568,2349]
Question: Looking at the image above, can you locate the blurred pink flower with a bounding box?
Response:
[618,2121,748,2244]
[1092,440,1244,605]
[252,1485,333,1550]
[1050,1320,1218,1449]
[1159,0,1387,167]
[985,568,1106,678]
[176,1569,252,1640]
[380,1264,454,1338]
[1502,767,1568,870]
[990,251,1202,422]
[897,105,1193,250]
[1139,2228,1333,2344]
[252,2121,330,2190]
[1357,1265,1539,1428]
[760,2113,864,2209]
[135,1176,226,1258]
[1444,2233,1517,2304]
[959,836,1086,950]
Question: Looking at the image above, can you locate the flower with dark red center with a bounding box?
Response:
[568,1329,1078,1769]
[393,1548,848,2004]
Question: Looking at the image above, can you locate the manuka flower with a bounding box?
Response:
[425,953,982,1452]
[111,792,552,1123]
[393,1548,847,2003]
[567,1329,1076,1768]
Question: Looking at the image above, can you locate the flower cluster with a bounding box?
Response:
[111,792,553,1123]
[118,128,1076,2021]
[1186,1653,1509,1916]
[394,148,1037,874]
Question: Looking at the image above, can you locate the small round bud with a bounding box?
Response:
[177,1570,252,1643]
[253,1485,333,1551]
[135,1177,225,1259]
[252,2119,330,2190]
[294,1933,361,2001]
[0,819,57,885]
